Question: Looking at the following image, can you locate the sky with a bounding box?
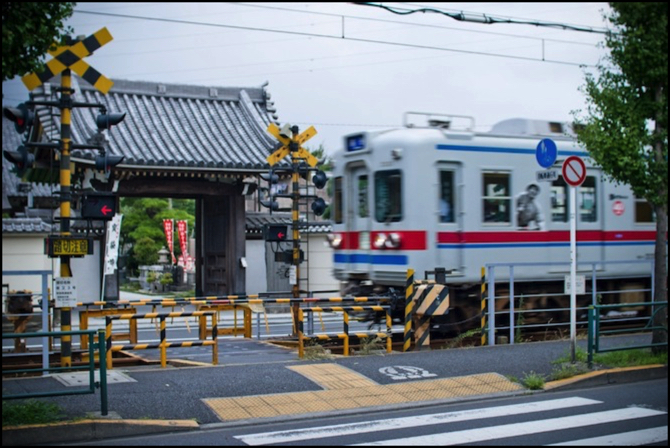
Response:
[2,2,613,156]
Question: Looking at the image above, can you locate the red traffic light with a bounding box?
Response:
[94,153,125,173]
[3,146,35,177]
[3,103,34,134]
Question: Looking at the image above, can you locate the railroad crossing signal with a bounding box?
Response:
[22,27,114,94]
[81,193,116,220]
[266,123,318,167]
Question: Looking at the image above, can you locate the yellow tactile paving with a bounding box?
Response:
[203,366,524,422]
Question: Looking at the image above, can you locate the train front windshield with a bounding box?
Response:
[374,170,402,223]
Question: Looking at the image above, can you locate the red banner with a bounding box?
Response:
[162,219,176,264]
[177,220,195,271]
[177,220,188,259]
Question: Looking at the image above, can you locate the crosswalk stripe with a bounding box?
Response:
[547,426,668,446]
[236,397,600,445]
[356,407,666,446]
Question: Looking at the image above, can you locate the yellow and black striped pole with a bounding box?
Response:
[59,70,73,368]
[403,269,414,352]
[481,267,487,346]
[290,127,301,335]
[343,311,349,356]
[298,308,304,359]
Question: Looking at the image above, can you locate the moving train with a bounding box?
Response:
[327,112,655,335]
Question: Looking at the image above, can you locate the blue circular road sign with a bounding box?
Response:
[536,138,557,168]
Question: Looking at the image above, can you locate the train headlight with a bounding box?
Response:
[373,233,387,249]
[385,232,402,249]
[327,233,343,249]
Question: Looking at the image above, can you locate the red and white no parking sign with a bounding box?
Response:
[562,155,586,187]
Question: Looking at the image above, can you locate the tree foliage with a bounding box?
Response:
[574,3,667,206]
[2,2,76,82]
[120,198,195,276]
[573,2,667,351]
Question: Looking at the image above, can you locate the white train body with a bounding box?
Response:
[329,113,655,291]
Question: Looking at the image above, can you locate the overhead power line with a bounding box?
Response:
[75,9,602,68]
[355,2,612,34]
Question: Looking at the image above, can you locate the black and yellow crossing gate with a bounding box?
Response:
[404,269,450,351]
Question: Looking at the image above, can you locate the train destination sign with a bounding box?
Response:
[45,236,94,257]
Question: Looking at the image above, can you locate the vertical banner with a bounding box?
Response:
[177,220,194,272]
[104,214,123,275]
[163,218,176,264]
[177,220,188,262]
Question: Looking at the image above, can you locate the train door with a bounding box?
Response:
[346,164,372,276]
[436,163,463,273]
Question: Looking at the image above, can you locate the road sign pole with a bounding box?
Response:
[569,184,577,363]
[59,69,73,368]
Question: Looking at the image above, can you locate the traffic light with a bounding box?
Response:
[311,197,327,216]
[94,153,125,173]
[3,145,35,177]
[3,103,34,134]
[96,112,126,130]
[81,193,116,219]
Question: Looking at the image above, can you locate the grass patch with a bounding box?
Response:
[442,328,480,349]
[354,336,385,356]
[548,346,667,381]
[520,371,546,390]
[2,400,63,427]
[302,341,334,360]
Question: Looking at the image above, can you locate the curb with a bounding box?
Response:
[544,364,667,391]
[2,419,199,446]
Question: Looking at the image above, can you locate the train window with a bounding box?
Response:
[358,175,369,218]
[482,172,511,224]
[579,176,597,222]
[439,171,454,223]
[334,177,343,224]
[635,197,654,223]
[551,177,568,222]
[374,170,402,222]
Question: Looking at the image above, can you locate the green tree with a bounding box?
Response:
[2,2,76,82]
[573,3,667,352]
[120,197,195,276]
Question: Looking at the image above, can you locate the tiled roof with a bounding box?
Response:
[2,217,53,233]
[30,77,284,173]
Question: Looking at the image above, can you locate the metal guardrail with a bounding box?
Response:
[484,260,654,346]
[2,329,108,416]
[298,306,392,358]
[587,301,668,368]
[105,311,218,368]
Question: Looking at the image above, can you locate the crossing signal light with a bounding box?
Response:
[260,196,279,211]
[96,112,126,130]
[264,224,288,242]
[3,103,34,134]
[312,170,327,189]
[311,197,327,216]
[94,153,124,173]
[81,193,116,219]
[3,146,35,177]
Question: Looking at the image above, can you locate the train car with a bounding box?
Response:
[327,112,656,335]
